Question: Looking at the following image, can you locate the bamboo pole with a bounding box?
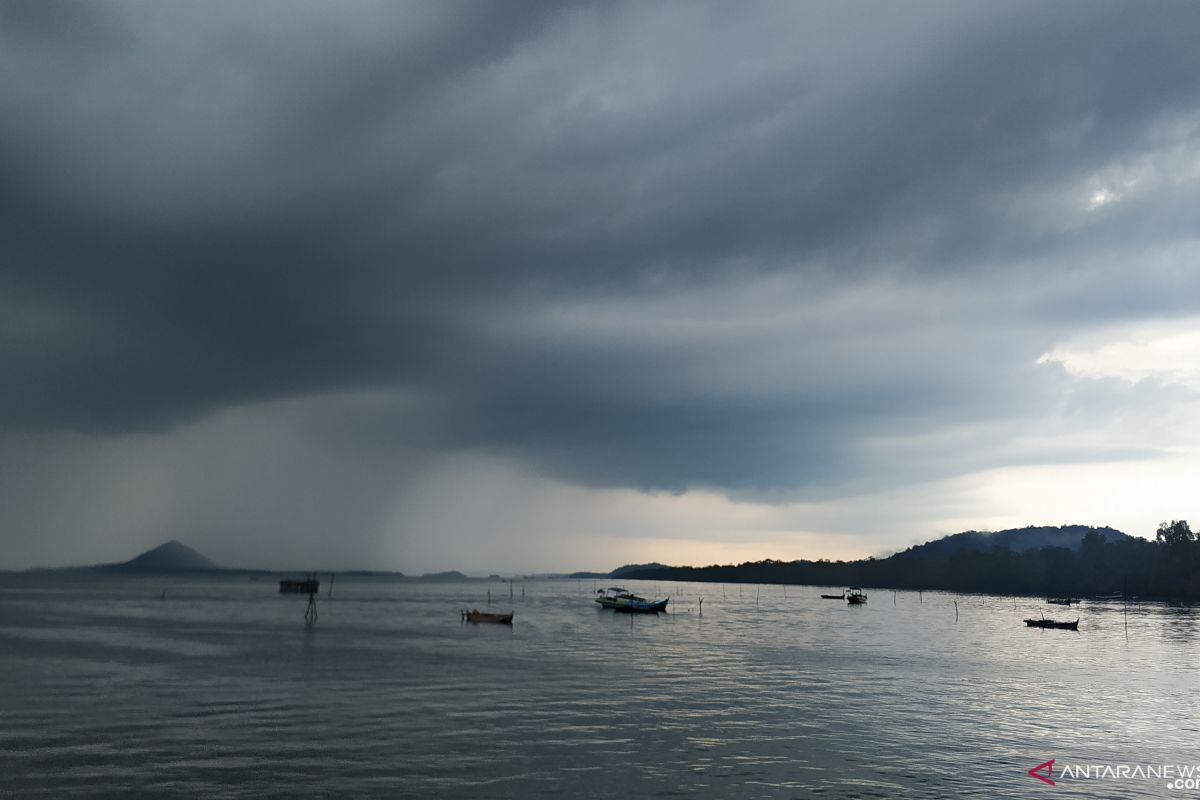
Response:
[1124,576,1128,640]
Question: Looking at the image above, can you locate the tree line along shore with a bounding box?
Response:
[620,522,1200,600]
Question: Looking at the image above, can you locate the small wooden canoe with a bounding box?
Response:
[1024,618,1078,630]
[820,593,845,599]
[463,609,513,624]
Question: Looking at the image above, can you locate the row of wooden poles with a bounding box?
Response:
[482,580,1134,631]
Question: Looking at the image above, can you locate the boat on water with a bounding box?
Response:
[462,609,513,624]
[1046,597,1073,605]
[1091,592,1125,600]
[595,586,643,609]
[1024,617,1078,630]
[820,591,845,599]
[613,597,669,614]
[846,587,867,605]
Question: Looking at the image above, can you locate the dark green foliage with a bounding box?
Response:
[897,525,1130,558]
[610,562,667,577]
[1156,520,1194,547]
[624,524,1200,599]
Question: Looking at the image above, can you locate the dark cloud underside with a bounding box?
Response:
[3,0,1199,503]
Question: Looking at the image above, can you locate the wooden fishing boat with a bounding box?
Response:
[1024,617,1078,630]
[1046,597,1073,605]
[613,597,669,613]
[462,609,513,624]
[846,587,867,605]
[820,592,845,599]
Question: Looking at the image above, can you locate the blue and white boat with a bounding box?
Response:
[613,597,669,614]
[595,587,639,609]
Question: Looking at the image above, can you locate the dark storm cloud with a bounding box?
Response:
[4,0,1200,497]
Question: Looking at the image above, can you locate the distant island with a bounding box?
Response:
[415,570,468,581]
[29,540,223,574]
[25,521,1200,600]
[608,523,1200,600]
[25,540,410,578]
[569,562,666,579]
[119,540,220,572]
[895,524,1131,557]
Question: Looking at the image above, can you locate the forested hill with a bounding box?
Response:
[896,525,1130,558]
[620,523,1200,599]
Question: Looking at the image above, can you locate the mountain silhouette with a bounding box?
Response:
[896,525,1130,559]
[115,540,219,572]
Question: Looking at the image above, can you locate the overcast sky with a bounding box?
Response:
[3,1,1199,572]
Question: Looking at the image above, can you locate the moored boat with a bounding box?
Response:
[846,587,867,605]
[613,597,669,614]
[1046,597,1073,605]
[595,586,643,609]
[1024,617,1078,630]
[463,609,513,624]
[820,592,845,599]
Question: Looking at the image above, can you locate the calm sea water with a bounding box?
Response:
[2,574,1198,798]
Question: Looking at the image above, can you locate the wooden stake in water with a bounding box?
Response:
[1124,576,1129,640]
[304,590,318,625]
[699,597,703,616]
[756,586,760,607]
[954,600,958,622]
[893,590,897,606]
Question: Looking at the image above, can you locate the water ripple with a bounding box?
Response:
[2,576,1197,798]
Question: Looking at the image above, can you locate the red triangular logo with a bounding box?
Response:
[1028,759,1055,786]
